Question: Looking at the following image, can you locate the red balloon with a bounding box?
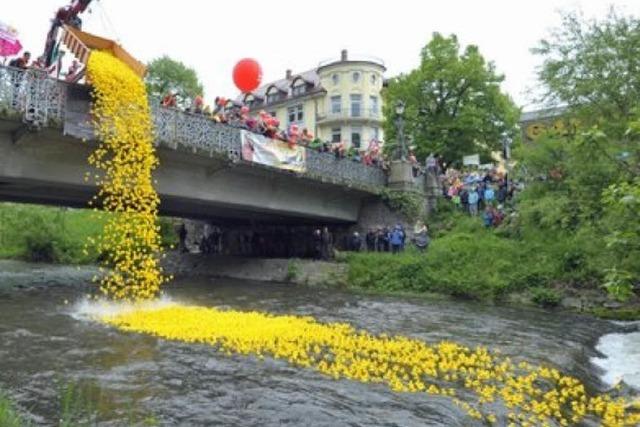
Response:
[233,58,262,93]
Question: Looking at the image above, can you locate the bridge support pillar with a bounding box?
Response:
[424,169,440,214]
[387,160,415,192]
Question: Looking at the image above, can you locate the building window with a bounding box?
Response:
[352,72,360,83]
[331,127,341,143]
[370,95,379,116]
[370,74,377,85]
[292,81,306,96]
[351,127,362,148]
[332,73,339,85]
[350,94,362,117]
[331,95,341,114]
[266,88,280,104]
[372,127,379,140]
[287,104,303,124]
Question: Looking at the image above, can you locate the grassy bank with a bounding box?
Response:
[0,391,28,427]
[0,203,177,264]
[346,211,639,318]
[0,383,159,426]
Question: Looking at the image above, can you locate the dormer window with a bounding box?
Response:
[291,77,307,96]
[266,86,282,104]
[244,94,255,108]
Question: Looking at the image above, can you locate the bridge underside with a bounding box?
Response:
[0,120,370,225]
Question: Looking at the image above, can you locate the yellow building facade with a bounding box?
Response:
[238,50,385,149]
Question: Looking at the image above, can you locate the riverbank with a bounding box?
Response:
[0,203,177,264]
[159,252,640,321]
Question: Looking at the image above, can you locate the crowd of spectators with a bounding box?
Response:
[162,92,388,168]
[6,49,83,82]
[6,47,387,169]
[442,167,519,227]
[348,222,430,253]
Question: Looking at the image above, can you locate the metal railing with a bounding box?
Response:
[0,64,386,190]
[0,65,67,128]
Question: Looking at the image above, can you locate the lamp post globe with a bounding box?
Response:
[394,100,407,161]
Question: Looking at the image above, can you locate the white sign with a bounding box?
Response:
[462,154,480,166]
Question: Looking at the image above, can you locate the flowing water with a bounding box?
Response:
[0,260,638,426]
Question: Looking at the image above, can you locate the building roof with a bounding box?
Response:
[520,106,568,123]
[236,68,321,105]
[235,50,385,108]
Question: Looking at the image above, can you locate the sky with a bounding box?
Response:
[6,0,640,110]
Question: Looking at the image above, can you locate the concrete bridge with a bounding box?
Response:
[0,65,415,225]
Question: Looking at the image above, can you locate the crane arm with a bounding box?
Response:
[43,0,93,67]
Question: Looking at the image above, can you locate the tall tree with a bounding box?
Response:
[533,9,640,133]
[519,9,640,301]
[383,33,519,167]
[145,56,204,108]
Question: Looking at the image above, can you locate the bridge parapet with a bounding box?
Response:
[0,65,386,192]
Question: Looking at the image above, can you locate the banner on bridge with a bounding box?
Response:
[241,130,306,173]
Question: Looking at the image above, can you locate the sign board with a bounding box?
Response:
[241,130,306,173]
[462,154,480,166]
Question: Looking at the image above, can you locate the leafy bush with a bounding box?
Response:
[380,189,423,219]
[286,259,301,282]
[0,203,104,264]
[348,227,521,301]
[159,218,179,248]
[530,287,562,308]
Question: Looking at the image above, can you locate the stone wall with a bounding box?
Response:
[162,253,347,287]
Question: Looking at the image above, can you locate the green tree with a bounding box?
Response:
[533,9,640,134]
[383,33,519,167]
[517,9,640,301]
[145,56,204,107]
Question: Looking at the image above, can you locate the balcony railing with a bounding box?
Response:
[0,65,386,191]
[317,108,382,122]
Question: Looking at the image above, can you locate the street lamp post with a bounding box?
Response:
[502,135,512,191]
[394,100,407,161]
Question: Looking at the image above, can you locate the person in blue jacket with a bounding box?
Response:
[484,185,495,205]
[389,226,404,254]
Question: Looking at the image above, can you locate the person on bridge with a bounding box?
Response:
[161,92,177,108]
[9,51,30,69]
[300,128,313,146]
[287,124,299,149]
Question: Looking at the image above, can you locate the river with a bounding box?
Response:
[0,260,638,426]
